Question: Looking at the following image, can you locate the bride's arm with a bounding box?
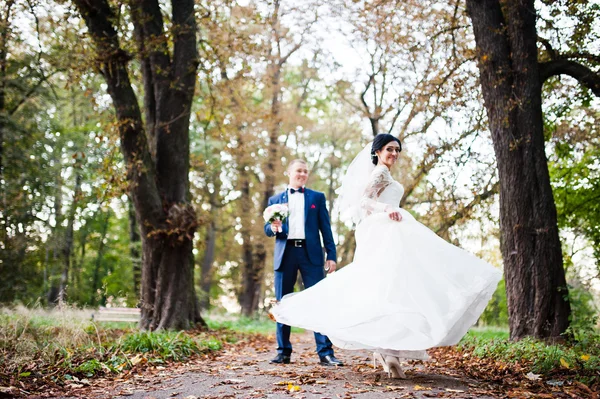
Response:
[360,168,393,215]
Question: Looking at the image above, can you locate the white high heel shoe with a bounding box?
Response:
[373,352,406,379]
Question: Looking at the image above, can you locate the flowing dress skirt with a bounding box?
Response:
[270,210,502,359]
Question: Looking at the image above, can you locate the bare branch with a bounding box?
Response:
[8,70,60,115]
[538,37,559,59]
[435,181,499,236]
[360,74,374,114]
[539,59,600,97]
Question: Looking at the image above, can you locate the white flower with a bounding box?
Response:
[263,203,289,223]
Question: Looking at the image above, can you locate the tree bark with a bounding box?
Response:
[465,0,570,339]
[74,0,204,329]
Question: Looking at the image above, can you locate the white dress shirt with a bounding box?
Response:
[287,187,305,239]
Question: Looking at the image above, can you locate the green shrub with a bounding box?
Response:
[73,359,103,377]
[459,329,600,378]
[117,330,221,362]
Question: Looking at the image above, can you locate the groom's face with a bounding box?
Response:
[288,161,309,189]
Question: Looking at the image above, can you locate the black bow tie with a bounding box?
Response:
[290,187,304,194]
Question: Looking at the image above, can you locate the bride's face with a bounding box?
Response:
[376,142,401,168]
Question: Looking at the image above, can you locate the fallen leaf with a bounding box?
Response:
[525,372,541,381]
[130,354,147,366]
[287,383,301,392]
[385,386,405,391]
[217,378,246,385]
[413,385,432,391]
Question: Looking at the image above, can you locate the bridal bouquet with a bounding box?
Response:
[263,203,289,233]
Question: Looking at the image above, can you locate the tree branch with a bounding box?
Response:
[435,181,499,237]
[539,59,600,97]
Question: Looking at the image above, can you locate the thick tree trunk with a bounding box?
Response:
[74,0,204,329]
[465,0,570,339]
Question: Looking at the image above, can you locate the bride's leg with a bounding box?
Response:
[373,352,391,376]
[384,356,407,379]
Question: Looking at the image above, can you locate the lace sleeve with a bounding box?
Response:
[360,167,392,215]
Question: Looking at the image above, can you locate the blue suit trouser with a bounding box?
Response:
[274,243,334,357]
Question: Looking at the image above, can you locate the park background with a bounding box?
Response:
[1,0,599,396]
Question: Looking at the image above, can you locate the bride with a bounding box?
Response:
[270,133,502,378]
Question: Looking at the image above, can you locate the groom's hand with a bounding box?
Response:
[325,260,337,274]
[271,220,282,233]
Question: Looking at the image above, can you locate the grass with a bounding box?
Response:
[5,305,598,393]
[206,311,302,335]
[0,305,224,388]
[0,306,281,384]
[458,325,600,384]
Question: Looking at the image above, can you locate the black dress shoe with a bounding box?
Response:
[319,354,344,366]
[270,354,291,364]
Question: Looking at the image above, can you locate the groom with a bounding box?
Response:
[264,159,343,366]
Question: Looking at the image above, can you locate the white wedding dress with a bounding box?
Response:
[271,164,502,360]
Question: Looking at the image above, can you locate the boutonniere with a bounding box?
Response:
[311,204,316,209]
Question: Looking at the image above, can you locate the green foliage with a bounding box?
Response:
[73,359,103,377]
[118,331,221,362]
[478,278,509,327]
[206,313,300,335]
[0,306,223,384]
[459,328,600,379]
[566,286,599,343]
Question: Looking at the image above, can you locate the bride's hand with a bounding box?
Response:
[387,208,402,222]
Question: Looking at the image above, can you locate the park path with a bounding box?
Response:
[56,331,501,399]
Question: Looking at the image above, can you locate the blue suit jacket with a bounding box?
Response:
[264,188,337,271]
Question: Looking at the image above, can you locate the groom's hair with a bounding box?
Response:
[287,159,308,171]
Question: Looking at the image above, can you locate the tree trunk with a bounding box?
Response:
[128,197,141,300]
[74,0,204,329]
[0,2,13,249]
[238,135,261,316]
[47,170,63,305]
[239,1,283,317]
[91,211,110,305]
[199,218,216,310]
[58,171,82,302]
[465,0,570,339]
